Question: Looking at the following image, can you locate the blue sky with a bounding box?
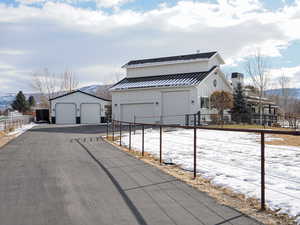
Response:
[1,0,300,93]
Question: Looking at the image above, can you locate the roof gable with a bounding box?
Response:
[123,52,219,68]
[49,90,111,101]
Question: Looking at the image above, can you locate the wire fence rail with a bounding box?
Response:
[128,112,300,129]
[105,119,300,211]
[0,115,33,132]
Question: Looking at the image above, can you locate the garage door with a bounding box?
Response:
[162,91,190,125]
[81,103,101,124]
[121,103,155,123]
[56,103,76,124]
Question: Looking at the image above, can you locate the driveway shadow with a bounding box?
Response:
[29,124,107,134]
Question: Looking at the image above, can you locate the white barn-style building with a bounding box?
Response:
[50,90,111,124]
[110,51,232,125]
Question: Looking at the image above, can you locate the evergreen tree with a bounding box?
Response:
[11,91,29,113]
[231,83,250,123]
[28,96,36,108]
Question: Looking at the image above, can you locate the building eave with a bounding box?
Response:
[122,58,210,69]
[49,90,111,102]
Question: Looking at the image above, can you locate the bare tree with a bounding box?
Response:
[32,69,60,108]
[244,49,270,124]
[31,68,79,108]
[61,70,79,92]
[210,91,233,124]
[277,71,295,113]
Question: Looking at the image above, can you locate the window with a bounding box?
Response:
[200,97,209,108]
[213,79,217,87]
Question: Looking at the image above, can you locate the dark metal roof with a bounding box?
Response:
[110,67,216,91]
[125,52,217,66]
[49,90,111,101]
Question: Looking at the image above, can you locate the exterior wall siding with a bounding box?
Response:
[127,61,210,78]
[197,70,233,120]
[111,86,199,123]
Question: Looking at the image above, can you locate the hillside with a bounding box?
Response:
[0,93,15,110]
[265,88,300,98]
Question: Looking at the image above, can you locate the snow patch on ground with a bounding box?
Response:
[119,128,300,224]
[7,123,36,137]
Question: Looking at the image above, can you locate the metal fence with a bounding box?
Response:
[129,112,299,129]
[0,115,33,132]
[106,119,300,211]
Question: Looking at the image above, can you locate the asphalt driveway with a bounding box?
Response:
[0,125,261,225]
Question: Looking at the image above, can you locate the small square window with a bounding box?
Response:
[200,97,209,108]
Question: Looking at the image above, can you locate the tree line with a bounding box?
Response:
[10,91,36,113]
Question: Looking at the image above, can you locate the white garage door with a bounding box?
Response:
[81,103,101,124]
[56,103,76,124]
[121,103,155,123]
[162,91,190,125]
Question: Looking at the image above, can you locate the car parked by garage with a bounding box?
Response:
[50,90,111,124]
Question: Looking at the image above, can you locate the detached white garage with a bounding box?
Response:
[50,90,111,124]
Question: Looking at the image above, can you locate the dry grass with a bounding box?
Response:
[266,134,300,147]
[206,125,300,147]
[0,130,17,149]
[207,124,294,131]
[106,136,120,142]
[104,138,297,225]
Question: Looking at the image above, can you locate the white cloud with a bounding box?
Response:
[16,0,45,4]
[16,0,133,9]
[1,0,300,92]
[94,0,133,8]
[268,65,300,88]
[0,49,28,55]
[78,64,124,85]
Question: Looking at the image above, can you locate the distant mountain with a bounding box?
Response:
[79,84,112,100]
[79,85,101,94]
[0,93,15,110]
[265,88,300,99]
[0,84,112,110]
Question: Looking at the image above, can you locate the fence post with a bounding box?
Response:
[119,122,122,146]
[134,115,136,134]
[261,132,266,211]
[112,120,115,141]
[142,125,144,156]
[129,123,131,150]
[193,127,197,179]
[106,119,109,139]
[194,114,196,127]
[197,111,201,126]
[160,125,162,164]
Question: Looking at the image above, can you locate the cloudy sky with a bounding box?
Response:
[0,0,300,93]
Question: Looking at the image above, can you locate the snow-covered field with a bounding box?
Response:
[118,128,300,224]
